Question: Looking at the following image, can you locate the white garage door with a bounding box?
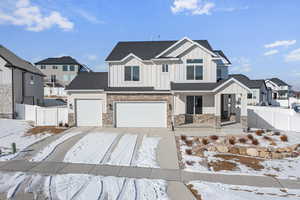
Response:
[116,102,167,127]
[76,99,102,126]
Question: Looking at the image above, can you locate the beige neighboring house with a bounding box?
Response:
[0,45,44,118]
[35,56,90,97]
[66,37,252,129]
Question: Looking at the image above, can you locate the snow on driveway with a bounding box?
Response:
[0,172,169,200]
[105,134,138,166]
[64,132,118,164]
[31,131,83,162]
[0,119,50,161]
[188,181,300,200]
[134,136,161,168]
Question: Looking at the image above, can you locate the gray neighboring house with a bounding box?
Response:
[35,56,91,87]
[229,74,269,105]
[0,45,44,118]
[265,78,291,100]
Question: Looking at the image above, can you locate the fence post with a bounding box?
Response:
[57,107,59,127]
[35,106,38,126]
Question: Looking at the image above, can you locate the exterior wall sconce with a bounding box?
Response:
[169,104,172,110]
[69,103,73,110]
[109,104,113,111]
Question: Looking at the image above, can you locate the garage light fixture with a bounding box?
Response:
[109,104,113,111]
[69,103,73,110]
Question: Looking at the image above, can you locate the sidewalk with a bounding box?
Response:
[0,160,299,189]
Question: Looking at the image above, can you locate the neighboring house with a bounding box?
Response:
[66,37,252,129]
[229,74,269,105]
[265,78,291,107]
[35,56,91,97]
[0,45,44,118]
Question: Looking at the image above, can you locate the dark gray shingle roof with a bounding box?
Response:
[171,79,229,91]
[268,78,289,86]
[105,40,215,61]
[35,56,82,66]
[213,50,231,64]
[229,74,265,89]
[65,72,108,90]
[0,45,44,76]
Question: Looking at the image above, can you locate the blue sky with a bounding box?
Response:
[1,0,300,89]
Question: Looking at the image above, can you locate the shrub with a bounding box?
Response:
[255,130,264,136]
[252,139,259,145]
[185,149,192,155]
[210,135,219,140]
[64,123,69,128]
[202,138,209,145]
[181,135,187,141]
[280,135,288,142]
[229,137,236,145]
[273,131,281,136]
[270,141,277,146]
[185,140,193,147]
[58,122,63,127]
[238,138,247,144]
[186,160,195,166]
[263,136,272,141]
[247,134,254,140]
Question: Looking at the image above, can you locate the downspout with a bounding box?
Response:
[11,68,15,119]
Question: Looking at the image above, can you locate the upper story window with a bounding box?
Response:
[125,66,139,81]
[63,65,68,71]
[40,65,46,70]
[69,65,75,71]
[51,75,56,83]
[162,64,168,72]
[30,75,34,85]
[186,59,203,80]
[217,67,222,81]
[52,65,58,69]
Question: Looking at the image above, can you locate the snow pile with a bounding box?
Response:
[0,119,50,161]
[189,181,300,200]
[0,172,169,200]
[105,134,138,166]
[31,131,83,162]
[64,132,118,164]
[134,136,161,168]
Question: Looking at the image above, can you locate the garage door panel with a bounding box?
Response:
[116,102,167,127]
[76,99,102,127]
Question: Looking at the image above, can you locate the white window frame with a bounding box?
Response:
[186,59,203,80]
[162,64,168,72]
[124,66,140,81]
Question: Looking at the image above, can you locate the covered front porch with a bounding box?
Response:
[172,78,250,129]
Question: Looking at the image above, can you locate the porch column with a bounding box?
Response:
[214,93,221,129]
[240,93,248,130]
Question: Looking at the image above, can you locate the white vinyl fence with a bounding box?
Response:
[44,87,67,97]
[16,104,68,126]
[248,106,300,132]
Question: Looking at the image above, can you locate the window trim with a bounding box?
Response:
[186,59,203,80]
[69,65,75,71]
[41,65,46,70]
[124,66,140,81]
[62,65,68,71]
[162,64,169,72]
[186,96,203,114]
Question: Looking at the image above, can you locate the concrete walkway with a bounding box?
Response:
[0,160,299,190]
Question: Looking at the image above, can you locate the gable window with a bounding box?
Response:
[124,66,139,81]
[247,93,253,99]
[186,96,203,114]
[69,65,75,71]
[186,59,203,80]
[41,65,46,70]
[63,65,68,71]
[52,65,58,69]
[162,64,168,72]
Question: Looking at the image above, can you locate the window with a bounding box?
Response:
[217,67,222,81]
[186,96,203,114]
[30,75,34,85]
[41,65,46,70]
[247,93,253,99]
[51,75,56,83]
[69,65,75,71]
[162,64,168,72]
[63,65,68,71]
[124,66,139,81]
[186,59,203,80]
[52,65,58,69]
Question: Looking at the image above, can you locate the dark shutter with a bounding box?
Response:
[124,66,131,81]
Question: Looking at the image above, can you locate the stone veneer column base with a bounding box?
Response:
[241,116,248,130]
[215,116,221,129]
[0,113,13,119]
[68,113,75,127]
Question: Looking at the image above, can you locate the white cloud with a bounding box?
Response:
[264,40,296,48]
[231,57,251,73]
[0,0,74,31]
[74,9,104,24]
[264,49,279,56]
[285,48,300,62]
[86,54,98,61]
[171,0,215,15]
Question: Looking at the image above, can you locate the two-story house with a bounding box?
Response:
[265,78,291,107]
[0,45,44,118]
[66,37,251,129]
[35,56,90,97]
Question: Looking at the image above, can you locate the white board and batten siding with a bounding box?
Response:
[115,102,167,128]
[75,99,103,127]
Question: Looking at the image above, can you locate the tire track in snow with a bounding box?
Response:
[100,134,122,164]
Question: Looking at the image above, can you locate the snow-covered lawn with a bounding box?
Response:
[133,136,161,168]
[0,119,50,161]
[188,181,300,200]
[31,131,83,162]
[178,131,300,180]
[0,172,169,200]
[64,132,118,164]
